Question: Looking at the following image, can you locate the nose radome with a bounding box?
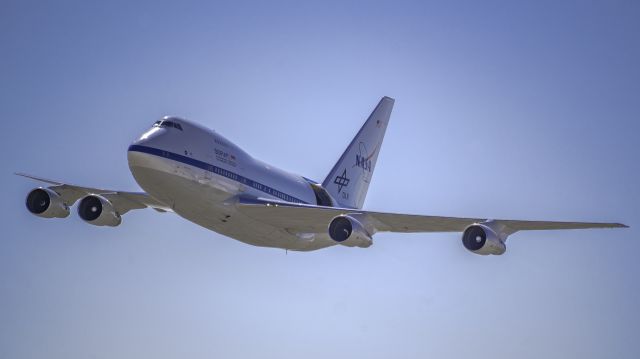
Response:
[127,122,167,169]
[129,116,191,155]
[132,125,164,146]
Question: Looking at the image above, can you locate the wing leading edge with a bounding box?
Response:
[235,197,627,236]
[16,172,171,214]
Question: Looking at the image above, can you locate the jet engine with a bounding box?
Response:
[25,188,70,218]
[77,195,122,227]
[328,215,373,248]
[462,223,507,255]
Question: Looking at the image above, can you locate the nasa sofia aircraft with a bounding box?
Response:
[18,97,627,254]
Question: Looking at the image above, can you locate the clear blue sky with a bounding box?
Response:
[1,0,638,358]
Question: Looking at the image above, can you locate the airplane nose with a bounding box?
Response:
[127,125,167,170]
[132,126,164,146]
[128,116,185,162]
[131,116,184,149]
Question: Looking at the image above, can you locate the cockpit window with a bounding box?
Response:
[153,120,183,131]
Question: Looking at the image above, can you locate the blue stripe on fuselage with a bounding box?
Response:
[128,144,309,204]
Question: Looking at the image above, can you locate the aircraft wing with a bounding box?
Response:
[16,172,171,214]
[235,197,627,235]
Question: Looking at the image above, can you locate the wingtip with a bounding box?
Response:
[13,172,64,186]
[609,223,629,228]
[14,172,32,179]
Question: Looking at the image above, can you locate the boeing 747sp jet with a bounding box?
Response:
[18,97,627,254]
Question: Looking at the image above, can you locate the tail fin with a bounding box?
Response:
[322,96,394,209]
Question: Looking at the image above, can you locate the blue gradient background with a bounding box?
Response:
[1,1,638,358]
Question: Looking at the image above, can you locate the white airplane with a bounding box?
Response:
[18,97,627,254]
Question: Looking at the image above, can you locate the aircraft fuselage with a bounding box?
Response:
[127,117,337,251]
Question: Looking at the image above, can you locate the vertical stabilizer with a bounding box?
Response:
[322,97,394,209]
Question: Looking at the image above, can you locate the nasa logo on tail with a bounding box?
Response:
[353,142,377,174]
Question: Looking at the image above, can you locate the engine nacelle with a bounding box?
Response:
[25,187,70,218]
[462,223,507,255]
[328,215,373,248]
[77,195,122,227]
